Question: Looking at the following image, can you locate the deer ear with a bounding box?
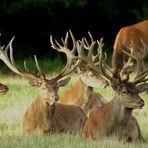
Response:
[57,77,71,88]
[136,83,148,93]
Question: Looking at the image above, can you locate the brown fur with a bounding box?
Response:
[59,79,107,115]
[60,78,144,142]
[112,20,148,77]
[23,95,87,134]
[59,79,86,106]
[51,103,87,133]
[123,116,144,142]
[82,82,144,142]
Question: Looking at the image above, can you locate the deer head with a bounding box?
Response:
[0,36,79,105]
[76,32,109,88]
[98,39,147,109]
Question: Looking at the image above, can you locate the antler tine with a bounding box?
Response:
[24,61,31,73]
[82,32,100,65]
[140,39,148,58]
[50,35,58,50]
[69,29,77,54]
[34,55,45,76]
[0,37,43,81]
[133,69,148,84]
[77,38,86,60]
[96,38,120,86]
[53,58,80,81]
[124,40,148,81]
[9,37,19,68]
[120,47,134,77]
[87,40,96,64]
[62,31,69,47]
[77,38,96,65]
[88,31,94,43]
[0,37,24,76]
[50,32,78,61]
[96,39,114,75]
[123,44,136,60]
[126,39,148,60]
[4,36,15,54]
[83,31,94,50]
[50,31,81,81]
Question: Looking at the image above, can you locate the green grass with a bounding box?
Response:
[0,75,148,148]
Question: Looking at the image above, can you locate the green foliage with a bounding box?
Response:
[1,0,88,13]
[0,0,148,58]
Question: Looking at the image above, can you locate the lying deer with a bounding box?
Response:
[52,31,108,115]
[0,33,87,134]
[59,66,108,108]
[79,38,147,142]
[112,20,148,78]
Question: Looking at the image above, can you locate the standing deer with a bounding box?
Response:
[0,33,87,134]
[112,20,148,78]
[80,38,147,142]
[51,31,108,115]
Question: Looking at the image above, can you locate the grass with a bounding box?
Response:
[0,74,148,148]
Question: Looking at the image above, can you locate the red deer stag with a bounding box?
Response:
[0,33,87,134]
[112,20,148,78]
[80,38,147,142]
[51,31,108,115]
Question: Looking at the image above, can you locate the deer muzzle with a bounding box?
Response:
[137,99,144,109]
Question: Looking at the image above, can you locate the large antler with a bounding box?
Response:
[76,31,104,72]
[50,30,80,81]
[0,37,46,82]
[123,39,148,84]
[0,37,23,76]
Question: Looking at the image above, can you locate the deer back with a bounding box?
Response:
[50,103,87,133]
[112,20,148,77]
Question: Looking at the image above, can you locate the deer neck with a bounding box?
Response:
[78,78,93,104]
[114,94,132,121]
[79,78,94,95]
[107,94,133,137]
[34,96,56,121]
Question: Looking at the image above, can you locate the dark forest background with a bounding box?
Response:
[0,0,148,59]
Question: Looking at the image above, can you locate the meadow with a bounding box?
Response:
[0,57,148,148]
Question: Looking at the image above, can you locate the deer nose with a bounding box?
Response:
[51,94,59,102]
[138,99,144,108]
